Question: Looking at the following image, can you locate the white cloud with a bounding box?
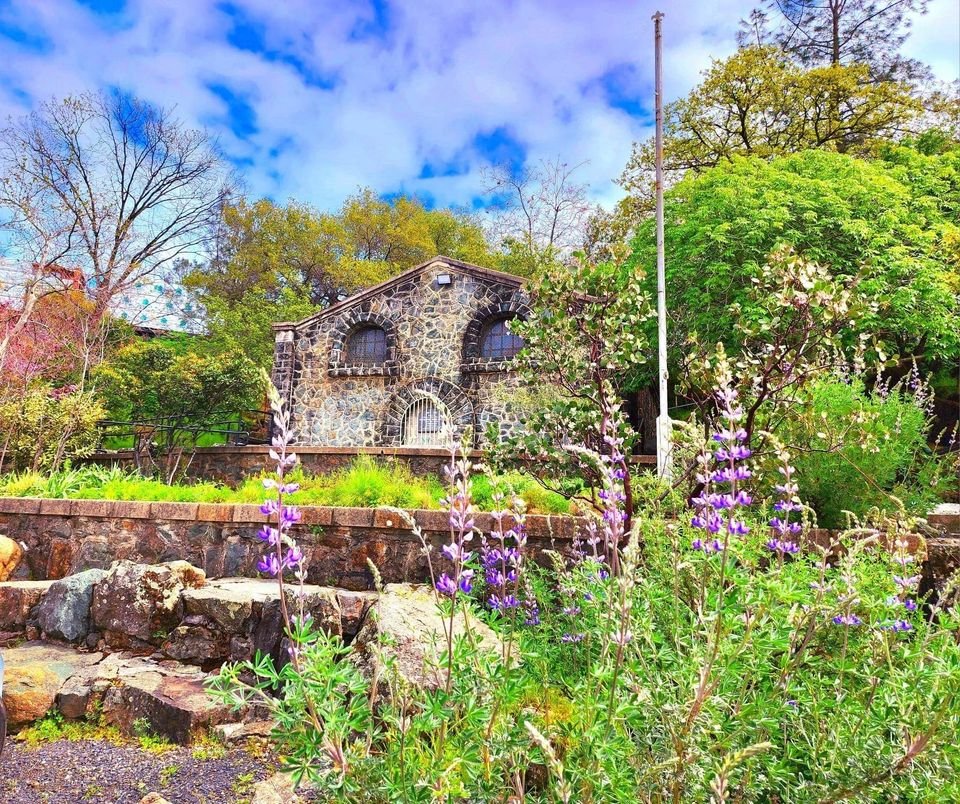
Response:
[0,0,954,217]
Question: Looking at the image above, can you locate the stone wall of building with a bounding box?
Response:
[271,258,530,448]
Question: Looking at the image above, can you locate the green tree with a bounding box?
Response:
[739,0,930,81]
[93,338,263,429]
[621,47,921,206]
[627,148,960,380]
[189,190,497,366]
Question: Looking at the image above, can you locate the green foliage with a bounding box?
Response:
[93,337,264,429]
[628,148,960,372]
[202,288,316,370]
[210,452,960,801]
[470,471,577,515]
[0,457,572,514]
[621,46,923,207]
[494,257,652,504]
[0,386,104,472]
[188,191,499,366]
[783,376,957,527]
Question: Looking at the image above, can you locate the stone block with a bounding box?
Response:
[91,561,206,647]
[150,502,199,521]
[412,509,450,533]
[72,499,115,518]
[38,498,72,515]
[332,507,373,528]
[232,504,270,523]
[101,658,237,745]
[0,580,53,629]
[36,568,107,642]
[196,504,235,523]
[112,500,153,519]
[0,535,24,582]
[0,498,41,515]
[298,506,332,526]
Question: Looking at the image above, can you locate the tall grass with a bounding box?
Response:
[0,457,574,514]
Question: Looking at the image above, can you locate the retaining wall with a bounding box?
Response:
[79,445,465,485]
[79,445,658,486]
[0,497,581,591]
[1,498,956,595]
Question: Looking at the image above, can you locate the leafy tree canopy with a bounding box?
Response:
[92,338,264,424]
[627,146,960,382]
[621,46,922,207]
[188,189,495,309]
[187,189,497,366]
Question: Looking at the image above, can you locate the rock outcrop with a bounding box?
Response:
[0,535,23,581]
[91,560,206,648]
[36,568,107,642]
[351,583,502,694]
[1,643,103,727]
[0,580,53,630]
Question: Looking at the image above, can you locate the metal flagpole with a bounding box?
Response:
[653,10,673,482]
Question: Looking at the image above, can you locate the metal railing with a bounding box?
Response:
[95,408,274,453]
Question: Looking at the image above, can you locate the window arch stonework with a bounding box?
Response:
[381,378,475,447]
[462,296,530,373]
[328,308,400,377]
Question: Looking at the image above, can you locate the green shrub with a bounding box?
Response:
[783,376,955,527]
[0,387,104,472]
[0,455,581,514]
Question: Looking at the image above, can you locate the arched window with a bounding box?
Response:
[346,326,387,364]
[480,317,524,360]
[402,395,451,446]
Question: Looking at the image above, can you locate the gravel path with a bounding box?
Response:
[0,738,275,803]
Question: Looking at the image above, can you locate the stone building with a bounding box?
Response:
[270,256,530,448]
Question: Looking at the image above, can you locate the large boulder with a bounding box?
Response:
[3,664,61,726]
[0,535,24,582]
[351,583,503,694]
[1,642,103,727]
[0,580,54,630]
[101,656,238,745]
[36,568,107,643]
[165,578,342,666]
[91,560,206,648]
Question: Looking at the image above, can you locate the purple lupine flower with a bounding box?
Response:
[561,633,585,643]
[904,598,918,612]
[256,526,279,545]
[832,613,863,627]
[893,574,921,590]
[436,573,458,597]
[279,506,301,526]
[284,546,304,569]
[458,569,475,595]
[257,553,281,576]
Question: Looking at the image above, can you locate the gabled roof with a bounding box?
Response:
[272,255,526,331]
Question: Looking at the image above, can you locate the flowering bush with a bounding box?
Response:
[209,380,960,801]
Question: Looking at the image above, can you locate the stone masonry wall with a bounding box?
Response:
[2,499,956,597]
[0,498,580,592]
[272,258,530,448]
[79,445,479,485]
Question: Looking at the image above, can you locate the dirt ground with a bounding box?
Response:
[0,737,275,803]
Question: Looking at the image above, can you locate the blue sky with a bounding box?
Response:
[0,0,957,212]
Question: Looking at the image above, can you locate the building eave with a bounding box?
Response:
[280,256,526,331]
